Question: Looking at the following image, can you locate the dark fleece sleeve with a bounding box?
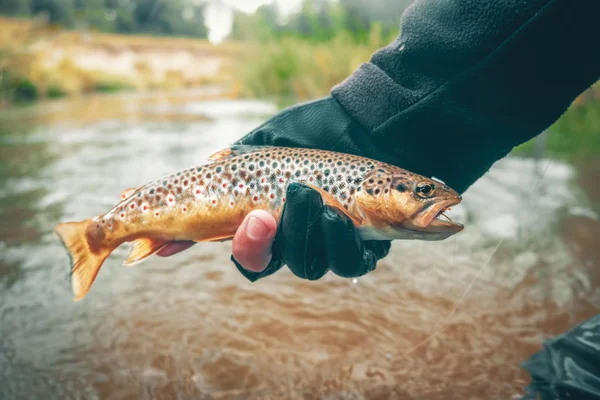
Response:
[331,0,600,193]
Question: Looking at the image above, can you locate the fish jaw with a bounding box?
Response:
[406,197,464,233]
[356,197,464,241]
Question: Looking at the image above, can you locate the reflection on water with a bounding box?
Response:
[0,91,599,400]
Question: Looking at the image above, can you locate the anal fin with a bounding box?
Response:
[124,238,169,266]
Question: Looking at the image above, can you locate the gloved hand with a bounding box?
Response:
[232,182,391,282]
[229,96,398,281]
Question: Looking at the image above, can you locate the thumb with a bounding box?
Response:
[232,210,277,273]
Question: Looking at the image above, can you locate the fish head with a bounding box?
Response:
[356,168,463,240]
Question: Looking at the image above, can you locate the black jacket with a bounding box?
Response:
[331,0,600,193]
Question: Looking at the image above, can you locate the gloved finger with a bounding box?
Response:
[156,240,196,257]
[231,210,277,273]
[278,182,329,280]
[364,240,392,261]
[320,206,374,278]
[231,254,283,282]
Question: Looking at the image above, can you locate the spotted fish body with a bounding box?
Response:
[55,145,464,301]
[104,146,381,238]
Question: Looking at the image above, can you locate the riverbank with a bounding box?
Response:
[0,17,243,103]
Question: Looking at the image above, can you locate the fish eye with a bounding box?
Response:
[415,182,435,198]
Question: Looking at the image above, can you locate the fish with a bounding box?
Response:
[55,145,464,301]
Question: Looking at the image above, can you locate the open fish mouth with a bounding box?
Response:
[406,197,464,234]
[424,198,464,233]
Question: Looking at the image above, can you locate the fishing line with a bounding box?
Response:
[402,238,504,355]
[402,132,564,355]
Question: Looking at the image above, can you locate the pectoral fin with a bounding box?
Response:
[300,182,364,227]
[123,238,170,266]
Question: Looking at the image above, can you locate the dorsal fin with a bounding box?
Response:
[207,145,276,162]
[120,187,138,200]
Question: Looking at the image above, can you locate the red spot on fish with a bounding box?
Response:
[230,201,234,206]
[183,180,189,186]
[191,177,197,182]
[155,212,159,217]
[120,213,125,218]
[283,198,286,202]
[309,177,314,182]
[239,184,244,188]
[130,203,135,209]
[212,199,217,204]
[270,193,275,199]
[279,178,284,183]
[195,189,201,194]
[177,187,182,194]
[108,224,112,229]
[261,178,265,183]
[222,183,227,188]
[168,197,174,203]
[143,205,148,210]
[253,196,258,201]
[182,207,187,212]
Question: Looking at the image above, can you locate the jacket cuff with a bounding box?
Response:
[331,63,407,133]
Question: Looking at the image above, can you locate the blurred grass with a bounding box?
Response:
[0,16,242,104]
[237,23,395,100]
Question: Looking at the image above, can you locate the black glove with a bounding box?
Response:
[233,182,391,282]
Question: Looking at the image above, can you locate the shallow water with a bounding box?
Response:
[1,90,599,400]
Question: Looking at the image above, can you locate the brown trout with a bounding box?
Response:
[55,145,463,301]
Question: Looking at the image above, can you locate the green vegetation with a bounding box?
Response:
[94,81,127,93]
[239,25,396,100]
[231,0,404,100]
[231,0,409,43]
[46,86,66,98]
[0,0,208,38]
[10,77,39,103]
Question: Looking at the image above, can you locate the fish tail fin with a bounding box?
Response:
[54,219,111,302]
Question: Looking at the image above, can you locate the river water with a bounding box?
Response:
[1,90,599,400]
